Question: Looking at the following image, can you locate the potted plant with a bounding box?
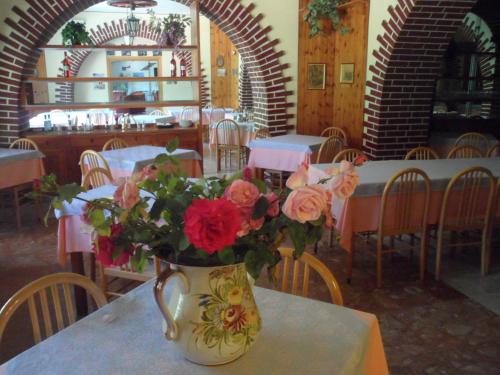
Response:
[148,10,191,47]
[33,139,362,365]
[61,21,93,47]
[304,0,349,37]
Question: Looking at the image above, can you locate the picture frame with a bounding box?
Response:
[340,63,355,84]
[307,63,326,90]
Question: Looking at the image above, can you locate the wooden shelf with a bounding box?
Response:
[39,44,198,51]
[24,76,201,82]
[24,100,201,111]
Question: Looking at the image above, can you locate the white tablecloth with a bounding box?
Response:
[1,282,389,375]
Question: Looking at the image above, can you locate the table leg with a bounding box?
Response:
[346,234,355,284]
[70,252,88,317]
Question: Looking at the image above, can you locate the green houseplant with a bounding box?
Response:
[61,21,93,46]
[304,0,349,37]
[148,10,191,47]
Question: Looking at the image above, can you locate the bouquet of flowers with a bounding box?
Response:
[36,139,362,279]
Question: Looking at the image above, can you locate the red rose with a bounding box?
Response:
[184,198,242,254]
[93,223,131,267]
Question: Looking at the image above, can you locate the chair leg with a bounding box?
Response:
[376,236,383,288]
[13,188,21,231]
[435,229,444,281]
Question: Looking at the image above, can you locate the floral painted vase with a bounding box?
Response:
[154,263,261,365]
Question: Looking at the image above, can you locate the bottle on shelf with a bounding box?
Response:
[180,56,187,77]
[62,52,71,78]
[170,53,177,77]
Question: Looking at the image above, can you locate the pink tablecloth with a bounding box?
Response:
[0,157,45,189]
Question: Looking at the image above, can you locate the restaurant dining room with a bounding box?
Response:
[0,0,499,373]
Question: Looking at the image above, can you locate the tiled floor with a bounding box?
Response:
[0,148,499,374]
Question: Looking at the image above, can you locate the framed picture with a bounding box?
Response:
[307,63,326,90]
[340,63,355,84]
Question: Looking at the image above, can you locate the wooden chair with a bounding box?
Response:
[316,135,344,164]
[81,167,113,189]
[102,137,129,151]
[9,138,39,151]
[333,148,366,163]
[447,145,483,159]
[320,127,348,145]
[455,132,489,154]
[99,257,162,298]
[79,150,111,184]
[215,119,246,172]
[0,273,106,346]
[8,138,42,230]
[405,146,439,160]
[487,143,499,157]
[370,168,431,288]
[435,167,496,280]
[274,248,343,305]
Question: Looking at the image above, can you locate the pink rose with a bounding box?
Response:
[286,163,309,190]
[282,185,328,223]
[225,179,260,209]
[330,170,359,200]
[265,192,280,217]
[113,179,140,209]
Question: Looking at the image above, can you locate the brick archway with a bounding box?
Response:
[0,0,293,145]
[364,0,479,160]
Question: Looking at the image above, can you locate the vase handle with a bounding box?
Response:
[154,267,190,341]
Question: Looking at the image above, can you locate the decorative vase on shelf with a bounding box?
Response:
[154,262,261,365]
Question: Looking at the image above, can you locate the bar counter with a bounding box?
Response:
[24,126,201,184]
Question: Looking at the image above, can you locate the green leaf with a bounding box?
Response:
[89,209,105,227]
[252,196,270,220]
[166,137,179,153]
[251,178,267,194]
[217,247,235,265]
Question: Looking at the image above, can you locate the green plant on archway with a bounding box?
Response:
[304,0,350,37]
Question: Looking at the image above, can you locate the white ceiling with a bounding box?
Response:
[86,1,190,14]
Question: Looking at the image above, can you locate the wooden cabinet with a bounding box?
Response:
[25,127,201,184]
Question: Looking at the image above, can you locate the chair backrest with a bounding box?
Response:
[487,143,499,157]
[447,145,483,159]
[455,132,489,153]
[378,168,431,237]
[405,146,439,160]
[181,107,200,123]
[215,119,241,147]
[274,248,343,305]
[255,127,271,139]
[0,273,106,346]
[210,108,226,125]
[333,148,366,163]
[148,110,165,116]
[102,137,129,151]
[316,135,344,163]
[79,150,111,182]
[320,127,348,145]
[9,138,39,151]
[82,167,113,189]
[439,166,496,230]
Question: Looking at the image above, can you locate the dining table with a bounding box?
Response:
[208,121,257,149]
[0,281,389,375]
[309,158,500,257]
[247,134,327,173]
[97,145,202,179]
[0,148,45,189]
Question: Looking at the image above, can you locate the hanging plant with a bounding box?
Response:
[61,21,93,46]
[148,10,191,47]
[304,0,349,37]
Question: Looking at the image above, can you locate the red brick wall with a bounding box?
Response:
[364,0,478,160]
[0,0,293,146]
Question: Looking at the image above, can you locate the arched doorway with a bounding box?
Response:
[364,0,480,159]
[0,0,293,145]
